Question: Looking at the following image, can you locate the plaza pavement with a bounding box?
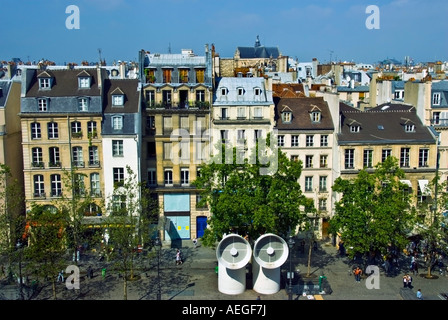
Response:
[26,238,448,301]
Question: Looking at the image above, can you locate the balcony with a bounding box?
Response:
[72,161,85,168]
[71,131,83,139]
[50,191,63,198]
[33,192,46,199]
[88,160,101,168]
[90,190,102,198]
[31,162,44,169]
[48,161,62,168]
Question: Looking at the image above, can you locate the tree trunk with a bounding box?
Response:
[307,238,313,277]
[123,277,128,300]
[52,279,57,300]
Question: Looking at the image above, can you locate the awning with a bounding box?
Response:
[400,180,412,188]
[418,179,431,196]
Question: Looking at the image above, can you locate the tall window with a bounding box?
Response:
[345,149,355,169]
[320,135,328,147]
[305,176,313,192]
[419,148,429,167]
[179,69,189,83]
[50,174,62,197]
[311,111,321,122]
[382,149,392,162]
[181,168,190,186]
[282,112,292,123]
[147,169,156,186]
[113,168,125,186]
[195,69,205,83]
[400,148,410,168]
[363,150,373,168]
[112,140,124,157]
[49,147,60,166]
[433,112,441,125]
[78,77,91,88]
[38,78,51,89]
[48,122,59,139]
[254,107,263,119]
[196,90,205,102]
[38,98,48,111]
[72,146,84,167]
[34,175,45,197]
[164,142,173,160]
[71,121,82,138]
[277,135,285,147]
[221,108,228,120]
[320,155,328,168]
[319,198,327,211]
[163,69,172,83]
[112,116,123,130]
[433,93,441,105]
[78,98,89,111]
[89,146,99,166]
[291,135,299,147]
[112,95,124,106]
[31,122,41,139]
[319,176,327,192]
[163,116,172,135]
[87,121,97,138]
[90,173,101,197]
[146,90,155,107]
[32,147,43,165]
[306,135,314,147]
[305,155,313,168]
[164,169,173,186]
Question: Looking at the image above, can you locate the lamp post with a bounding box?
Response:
[287,235,295,300]
[154,237,162,300]
[16,241,24,300]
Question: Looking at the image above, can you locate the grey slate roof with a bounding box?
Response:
[338,102,437,145]
[274,97,334,131]
[236,46,280,59]
[0,81,12,107]
[213,77,273,106]
[432,80,448,107]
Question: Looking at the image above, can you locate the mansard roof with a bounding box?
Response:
[103,79,140,113]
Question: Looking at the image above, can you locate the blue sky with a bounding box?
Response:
[2,0,447,65]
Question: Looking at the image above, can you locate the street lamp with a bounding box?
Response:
[154,237,162,300]
[287,235,295,300]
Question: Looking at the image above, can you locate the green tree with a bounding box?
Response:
[0,163,25,283]
[23,204,66,300]
[104,166,159,300]
[329,157,415,260]
[193,137,311,247]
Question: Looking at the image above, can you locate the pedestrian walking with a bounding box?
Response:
[87,266,93,279]
[402,274,408,288]
[57,270,64,283]
[176,249,183,265]
[192,238,198,249]
[406,274,413,289]
[416,289,423,300]
[353,266,362,282]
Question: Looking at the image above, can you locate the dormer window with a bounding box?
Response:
[350,125,360,133]
[112,95,124,106]
[78,77,91,89]
[38,98,49,112]
[405,124,415,132]
[78,97,89,111]
[237,88,245,96]
[39,78,51,89]
[254,87,261,96]
[311,111,321,123]
[433,93,441,105]
[282,111,292,123]
[220,88,228,96]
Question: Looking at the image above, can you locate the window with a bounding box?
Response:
[345,149,355,169]
[112,95,124,106]
[237,107,246,119]
[179,68,189,83]
[112,195,127,213]
[180,141,190,161]
[319,198,327,211]
[433,112,441,125]
[164,169,173,186]
[180,116,189,131]
[196,142,206,161]
[147,169,156,186]
[291,155,299,162]
[49,147,60,166]
[48,122,59,139]
[78,98,89,111]
[163,69,172,83]
[320,155,328,168]
[112,116,123,130]
[221,108,228,120]
[254,88,261,96]
[181,168,190,186]
[78,77,91,88]
[164,142,173,160]
[87,121,97,138]
[146,90,156,107]
[112,140,124,157]
[237,88,245,96]
[305,155,313,168]
[277,135,284,147]
[39,78,51,89]
[311,111,321,122]
[72,147,84,167]
[382,149,392,162]
[220,88,228,96]
[237,130,246,144]
[291,135,299,147]
[404,124,415,133]
[220,130,229,142]
[50,174,62,197]
[34,175,45,197]
[400,148,410,168]
[350,125,360,133]
[195,116,206,135]
[419,148,429,167]
[32,147,43,166]
[195,69,205,83]
[196,90,205,102]
[163,116,172,135]
[319,176,327,192]
[306,135,314,147]
[254,129,263,142]
[38,98,48,111]
[71,121,82,136]
[305,176,313,192]
[254,107,263,119]
[31,123,41,139]
[394,90,404,100]
[363,150,373,168]
[113,167,125,185]
[89,146,99,166]
[320,135,328,147]
[433,93,441,105]
[282,112,292,123]
[90,173,101,197]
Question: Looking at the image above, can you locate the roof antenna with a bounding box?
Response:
[98,48,102,64]
[168,43,171,54]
